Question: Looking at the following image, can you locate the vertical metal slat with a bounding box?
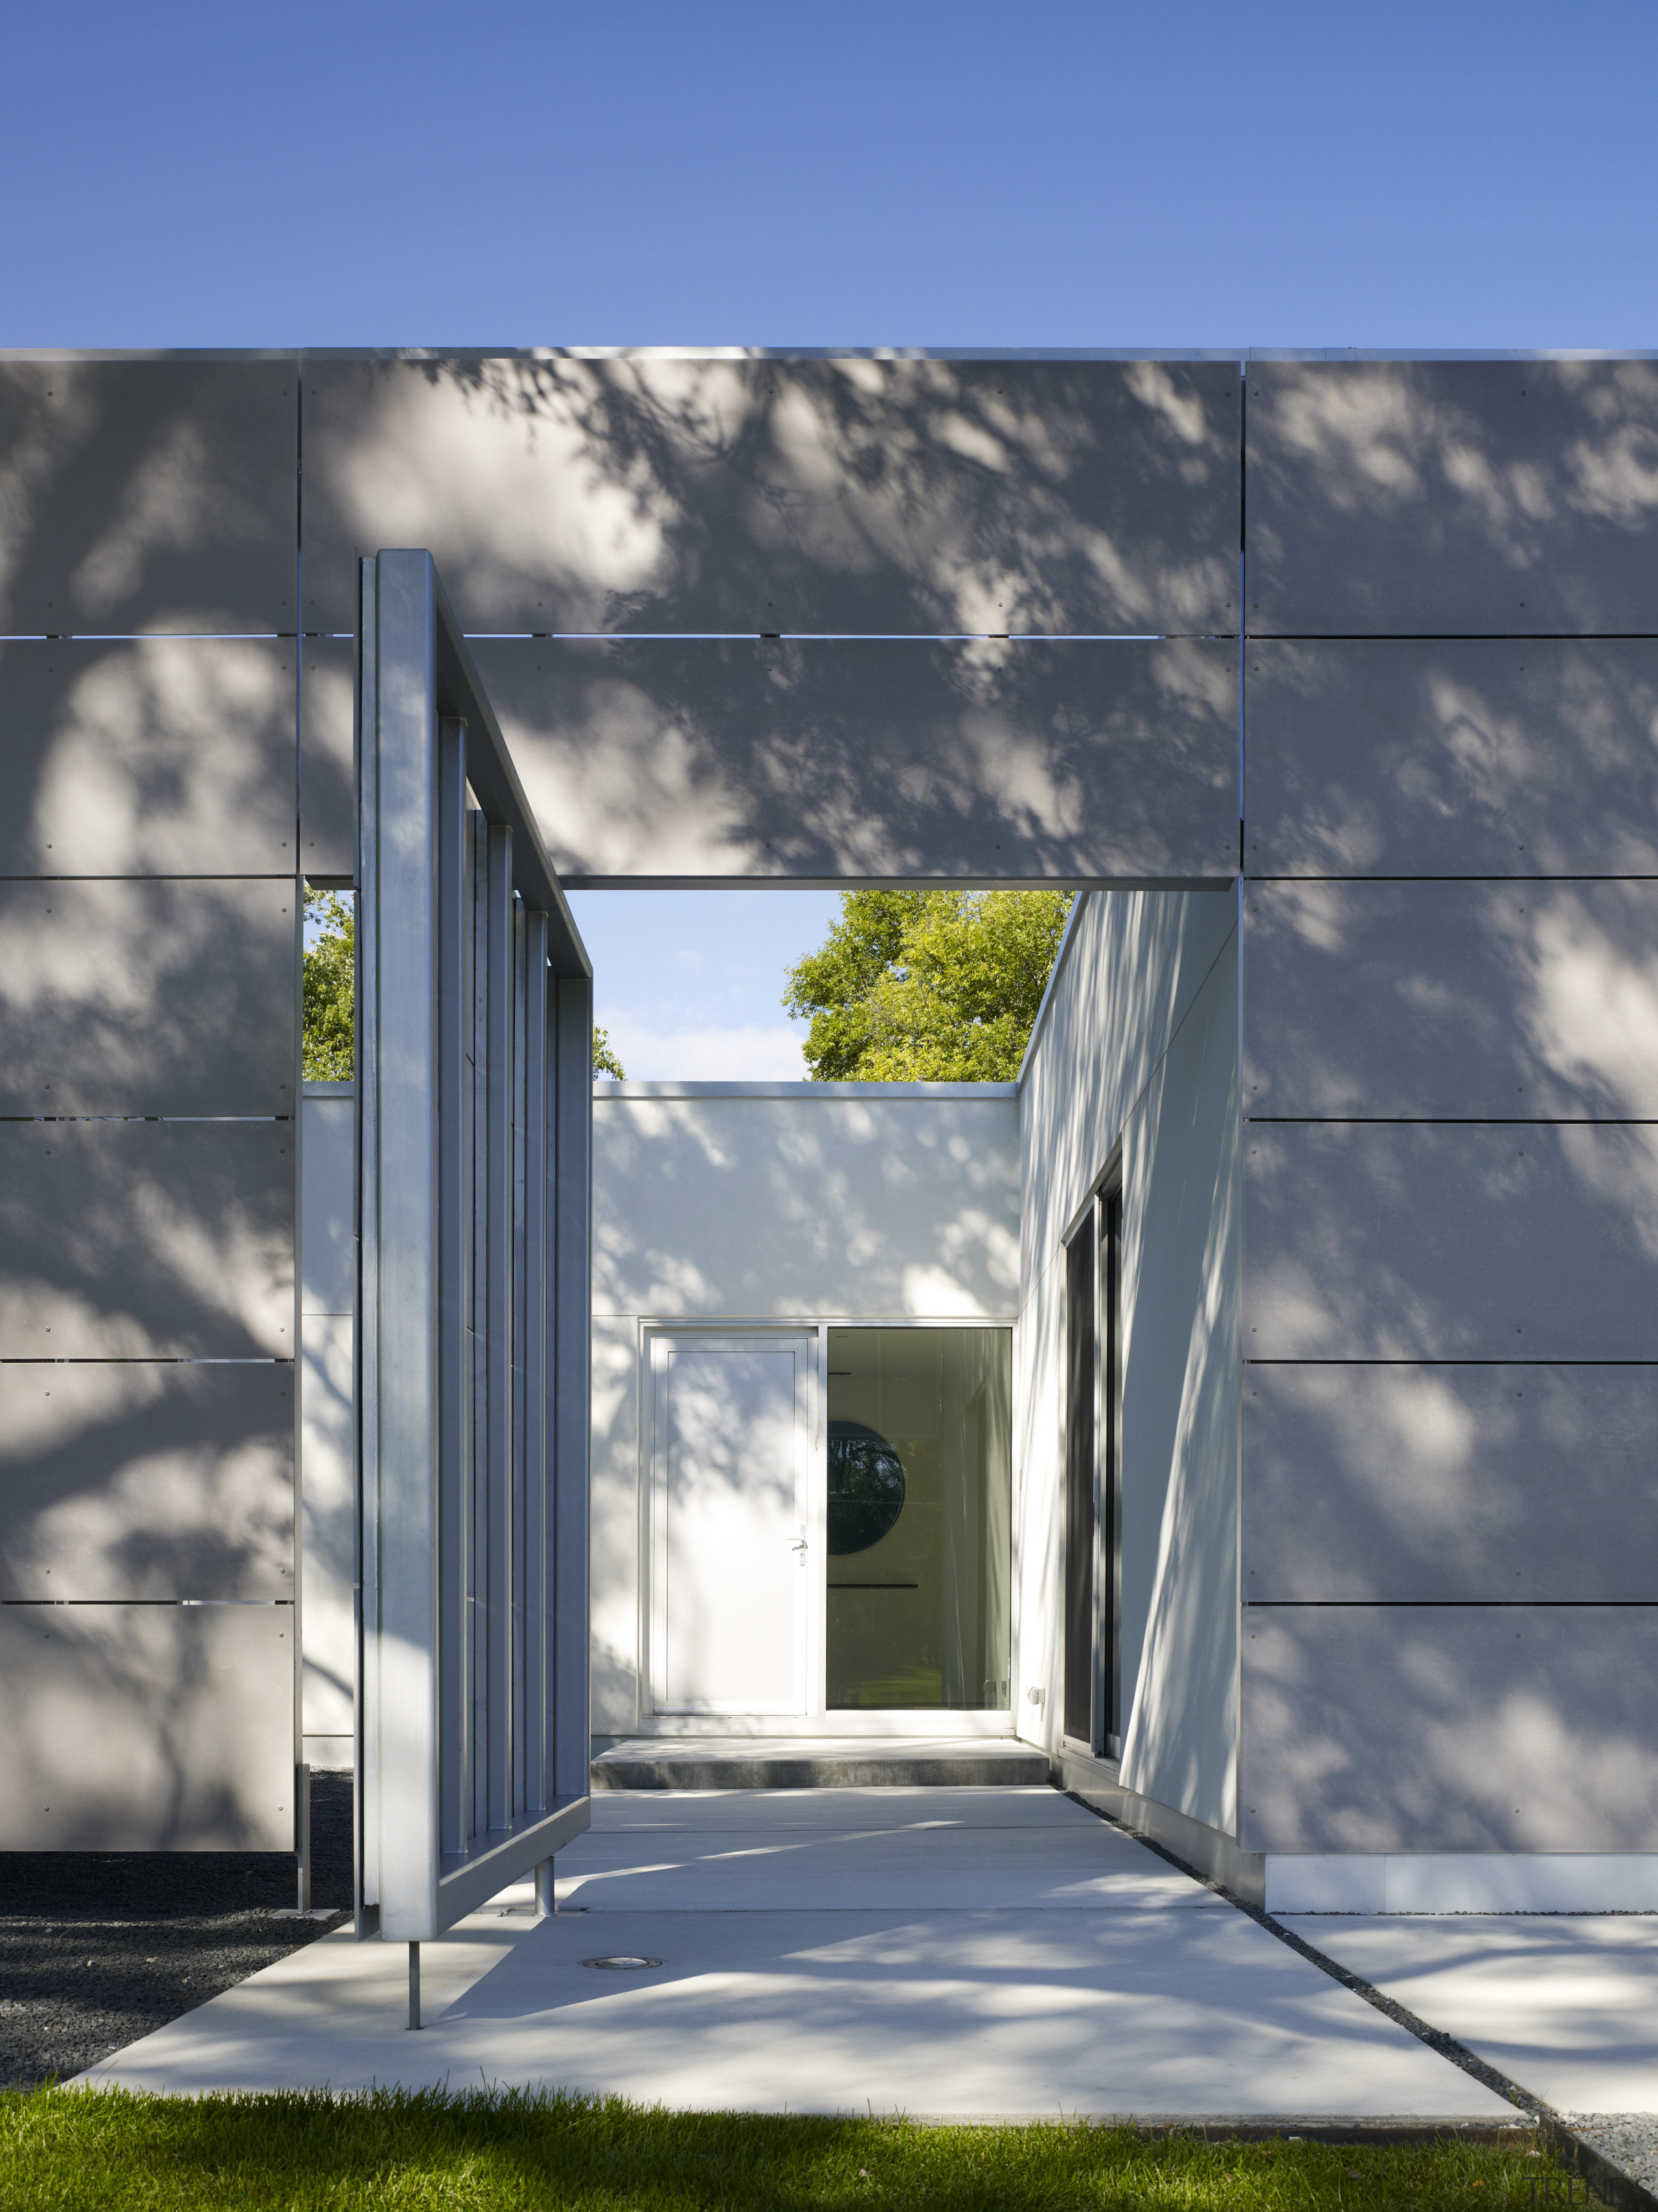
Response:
[363,551,442,1942]
[552,974,593,1804]
[354,560,379,1928]
[510,895,530,1820]
[435,718,469,1858]
[485,824,515,1835]
[521,910,551,1815]
[468,810,491,1845]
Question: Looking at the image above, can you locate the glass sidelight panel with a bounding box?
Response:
[826,1327,1011,1711]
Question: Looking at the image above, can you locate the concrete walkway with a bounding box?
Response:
[83,1790,1515,2120]
[1282,1913,1658,2117]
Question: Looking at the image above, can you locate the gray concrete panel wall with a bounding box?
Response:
[300,636,356,882]
[0,1602,295,1849]
[1244,1121,1658,1362]
[1245,641,1658,879]
[0,1121,295,1357]
[1243,1365,1658,1602]
[301,354,1242,636]
[475,637,1238,884]
[1240,1606,1658,1853]
[0,878,297,1116]
[1016,891,1241,1838]
[0,639,300,875]
[0,539,300,1843]
[1241,359,1658,1875]
[0,1363,294,1600]
[300,1088,356,1761]
[1245,360,1658,635]
[1244,879,1658,1119]
[0,356,298,634]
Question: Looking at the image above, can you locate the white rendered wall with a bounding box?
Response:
[591,1082,1021,1737]
[300,1084,356,1771]
[1016,890,1241,1837]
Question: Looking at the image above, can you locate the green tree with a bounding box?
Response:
[593,1024,626,1079]
[302,888,630,1080]
[782,888,1074,1082]
[302,889,355,1080]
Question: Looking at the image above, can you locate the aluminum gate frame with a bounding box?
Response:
[356,549,592,1958]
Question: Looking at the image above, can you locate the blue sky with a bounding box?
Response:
[10,0,1654,1074]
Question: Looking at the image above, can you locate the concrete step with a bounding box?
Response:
[590,1736,1050,1790]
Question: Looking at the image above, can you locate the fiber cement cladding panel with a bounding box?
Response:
[0,639,299,876]
[0,1603,294,1850]
[0,357,298,634]
[475,638,1239,882]
[1245,359,1658,635]
[1244,1121,1658,1360]
[0,1363,295,1600]
[1243,1364,1658,1603]
[1243,880,1658,1119]
[300,636,356,882]
[299,355,1242,635]
[1244,640,1658,878]
[0,878,297,1116]
[1240,1606,1658,1853]
[0,1121,294,1358]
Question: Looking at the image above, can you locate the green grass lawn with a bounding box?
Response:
[0,2086,1571,2210]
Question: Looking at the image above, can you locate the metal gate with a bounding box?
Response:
[356,549,591,1952]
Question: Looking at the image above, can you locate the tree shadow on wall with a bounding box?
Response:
[302,353,1243,638]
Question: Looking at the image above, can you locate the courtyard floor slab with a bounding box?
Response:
[80,1790,1514,2120]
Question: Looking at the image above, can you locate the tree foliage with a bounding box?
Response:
[302,890,355,1081]
[302,889,629,1081]
[782,888,1074,1082]
[593,1025,626,1079]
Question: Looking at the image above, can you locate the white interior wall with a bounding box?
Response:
[591,1081,1021,1737]
[1016,889,1241,1835]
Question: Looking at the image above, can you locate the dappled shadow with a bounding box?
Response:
[0,638,299,876]
[300,637,356,880]
[0,1602,293,1850]
[1245,878,1658,1117]
[1247,639,1658,877]
[0,1363,293,1600]
[1241,1604,1658,1851]
[1244,1363,1658,1602]
[300,1316,356,1740]
[1117,935,1240,1835]
[593,1091,1019,1321]
[1016,889,1240,1821]
[0,358,297,635]
[0,1122,294,1358]
[301,354,1241,636]
[1245,1120,1658,1359]
[660,1345,803,1709]
[0,876,295,1115]
[477,636,1236,881]
[1247,359,1658,634]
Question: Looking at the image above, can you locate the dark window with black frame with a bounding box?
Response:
[1062,1167,1122,1759]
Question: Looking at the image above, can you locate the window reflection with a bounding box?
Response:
[826,1327,1011,1711]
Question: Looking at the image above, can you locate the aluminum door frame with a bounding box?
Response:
[356,549,591,1942]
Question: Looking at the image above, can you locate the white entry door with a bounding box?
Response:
[648,1330,814,1715]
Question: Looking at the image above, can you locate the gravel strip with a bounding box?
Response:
[0,1773,352,2090]
[1552,2117,1658,2209]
